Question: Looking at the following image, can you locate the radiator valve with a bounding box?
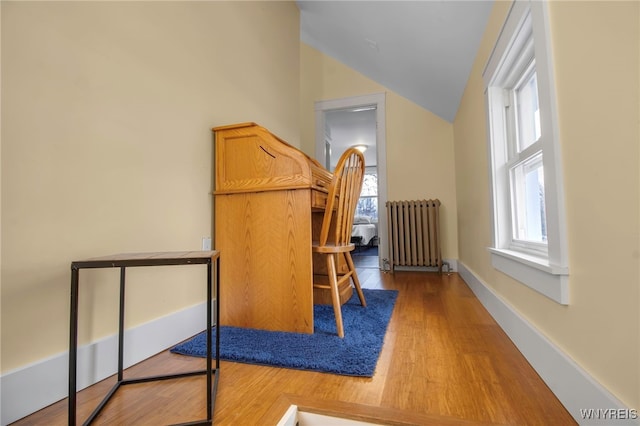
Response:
[381,258,392,273]
[442,261,452,275]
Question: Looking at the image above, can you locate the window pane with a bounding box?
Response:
[361,172,378,196]
[516,71,541,151]
[511,153,546,243]
[355,171,378,221]
[355,197,378,221]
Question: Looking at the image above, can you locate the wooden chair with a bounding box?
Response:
[313,148,367,338]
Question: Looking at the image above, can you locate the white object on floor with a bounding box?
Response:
[277,405,382,426]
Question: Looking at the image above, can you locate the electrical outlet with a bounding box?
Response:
[202,237,211,251]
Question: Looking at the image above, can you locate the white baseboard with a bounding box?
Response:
[0,301,208,426]
[458,262,639,426]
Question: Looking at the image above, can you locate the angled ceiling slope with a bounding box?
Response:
[298,0,494,123]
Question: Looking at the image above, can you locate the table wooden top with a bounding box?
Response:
[71,251,219,269]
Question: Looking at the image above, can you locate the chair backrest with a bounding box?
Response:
[318,148,365,247]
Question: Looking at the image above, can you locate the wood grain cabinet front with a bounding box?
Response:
[213,123,333,334]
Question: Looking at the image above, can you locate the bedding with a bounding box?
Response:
[352,223,377,246]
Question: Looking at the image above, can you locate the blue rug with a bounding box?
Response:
[170,289,398,377]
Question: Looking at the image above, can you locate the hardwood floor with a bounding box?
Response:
[352,251,380,269]
[13,270,576,425]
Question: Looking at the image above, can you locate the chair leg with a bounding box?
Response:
[345,251,366,307]
[326,253,344,338]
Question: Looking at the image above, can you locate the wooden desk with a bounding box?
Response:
[213,123,333,334]
[68,251,220,426]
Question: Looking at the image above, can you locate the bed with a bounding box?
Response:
[351,216,378,246]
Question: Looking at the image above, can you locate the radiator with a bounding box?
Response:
[386,199,442,272]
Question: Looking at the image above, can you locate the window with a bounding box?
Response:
[483,0,569,304]
[355,169,378,221]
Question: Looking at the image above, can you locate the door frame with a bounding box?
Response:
[314,93,387,270]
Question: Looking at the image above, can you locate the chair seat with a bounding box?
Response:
[312,242,356,254]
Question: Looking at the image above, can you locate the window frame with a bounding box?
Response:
[483,0,569,304]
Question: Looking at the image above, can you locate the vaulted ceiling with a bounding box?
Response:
[297,0,494,123]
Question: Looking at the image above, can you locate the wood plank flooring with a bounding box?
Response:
[12,269,576,425]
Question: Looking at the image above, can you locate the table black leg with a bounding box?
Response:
[69,267,79,426]
[118,267,126,381]
[215,256,220,370]
[206,261,212,421]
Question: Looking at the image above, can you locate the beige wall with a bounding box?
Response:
[454,1,640,409]
[1,1,300,373]
[300,43,459,261]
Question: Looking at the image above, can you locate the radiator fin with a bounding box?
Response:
[386,199,442,272]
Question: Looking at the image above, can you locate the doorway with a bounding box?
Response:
[314,93,387,270]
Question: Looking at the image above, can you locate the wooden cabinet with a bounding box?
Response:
[213,123,332,334]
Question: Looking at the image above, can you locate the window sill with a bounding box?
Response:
[488,247,569,305]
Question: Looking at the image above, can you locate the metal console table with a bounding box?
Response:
[69,251,220,426]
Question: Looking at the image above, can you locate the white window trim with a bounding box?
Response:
[483,0,569,304]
